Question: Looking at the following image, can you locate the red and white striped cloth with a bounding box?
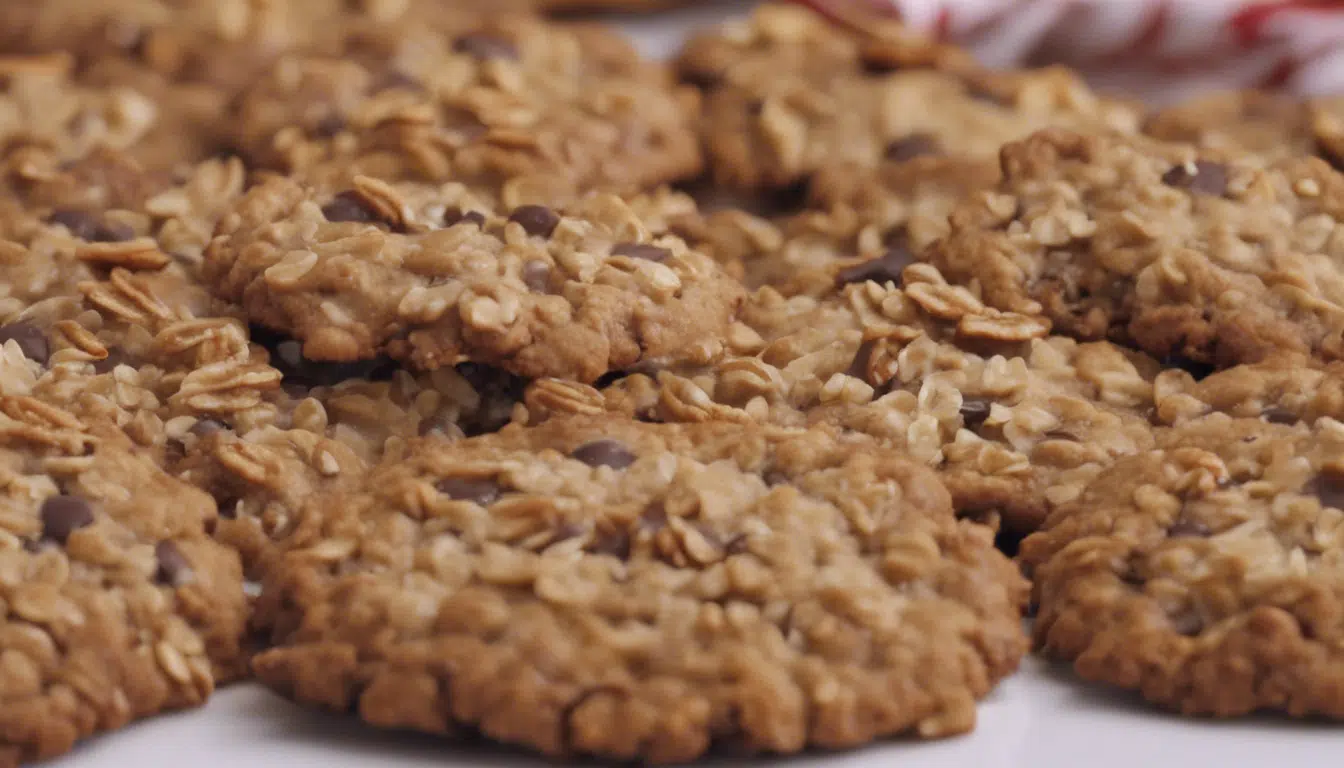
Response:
[801,0,1344,103]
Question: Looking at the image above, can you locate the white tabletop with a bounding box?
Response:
[48,3,1344,766]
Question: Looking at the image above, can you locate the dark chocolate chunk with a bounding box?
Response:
[41,495,95,544]
[436,477,502,506]
[508,205,560,238]
[0,321,49,365]
[835,245,914,287]
[1161,161,1229,197]
[571,439,636,470]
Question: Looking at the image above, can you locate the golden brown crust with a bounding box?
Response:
[1022,415,1344,719]
[205,177,745,383]
[0,396,246,766]
[926,128,1344,371]
[253,416,1027,762]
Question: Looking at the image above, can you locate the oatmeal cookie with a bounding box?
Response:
[1143,90,1344,167]
[230,15,701,205]
[1153,360,1344,427]
[252,416,1027,763]
[522,270,1158,533]
[1021,415,1344,718]
[925,128,1344,371]
[678,3,1136,192]
[0,395,247,767]
[205,177,745,382]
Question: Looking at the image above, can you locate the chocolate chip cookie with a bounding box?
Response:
[523,270,1158,533]
[0,395,247,767]
[1022,414,1344,719]
[925,128,1344,372]
[205,177,745,382]
[678,4,1137,192]
[1144,90,1344,168]
[230,14,701,205]
[252,416,1027,762]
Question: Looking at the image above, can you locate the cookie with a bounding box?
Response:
[230,15,701,205]
[1153,360,1344,427]
[0,395,247,766]
[925,128,1344,372]
[523,270,1158,533]
[1021,414,1344,718]
[252,416,1027,762]
[1143,90,1344,167]
[204,177,745,382]
[678,4,1137,192]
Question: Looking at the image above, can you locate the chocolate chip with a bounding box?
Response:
[1261,407,1300,425]
[639,502,668,531]
[94,347,127,374]
[1161,161,1229,197]
[1168,517,1211,537]
[1306,471,1344,509]
[189,419,226,437]
[441,207,485,229]
[611,243,671,263]
[571,439,636,470]
[0,321,49,365]
[960,398,992,431]
[965,82,1012,107]
[22,538,46,553]
[312,113,347,138]
[522,261,552,293]
[884,133,942,162]
[835,245,914,287]
[48,208,100,240]
[724,534,749,555]
[508,205,560,238]
[589,527,631,560]
[41,495,94,544]
[93,220,136,243]
[154,541,193,586]
[1170,612,1204,637]
[320,191,377,224]
[453,33,519,60]
[436,477,501,506]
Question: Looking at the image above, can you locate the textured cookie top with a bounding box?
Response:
[678,4,1136,191]
[231,14,701,205]
[926,128,1344,371]
[1153,360,1344,427]
[1144,90,1344,166]
[1022,414,1344,718]
[0,395,246,766]
[253,416,1026,762]
[523,272,1158,533]
[205,177,746,382]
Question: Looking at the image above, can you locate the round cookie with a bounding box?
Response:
[229,14,701,205]
[204,177,746,382]
[677,3,1136,192]
[252,416,1027,763]
[0,395,247,766]
[1022,414,1344,719]
[925,127,1344,372]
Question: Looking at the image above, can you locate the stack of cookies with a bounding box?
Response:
[1,2,1342,765]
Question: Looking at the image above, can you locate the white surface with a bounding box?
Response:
[48,4,1344,767]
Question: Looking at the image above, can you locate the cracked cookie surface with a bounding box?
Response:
[925,128,1344,371]
[1021,414,1344,719]
[252,415,1026,763]
[522,272,1158,533]
[205,177,745,382]
[0,396,246,768]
